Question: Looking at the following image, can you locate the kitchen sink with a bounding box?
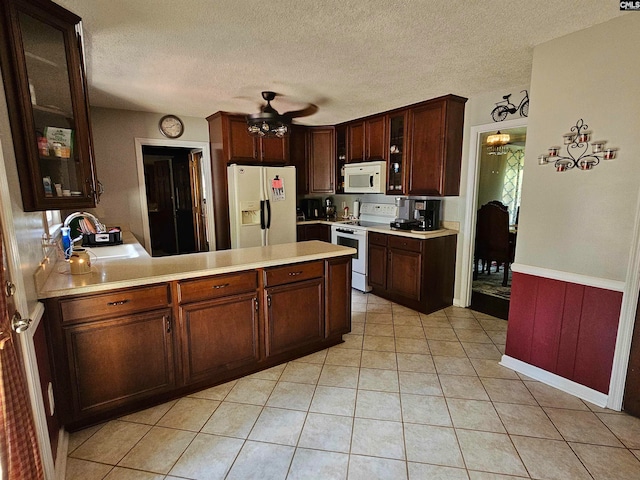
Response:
[83,243,140,260]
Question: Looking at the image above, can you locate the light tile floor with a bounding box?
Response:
[66,292,640,480]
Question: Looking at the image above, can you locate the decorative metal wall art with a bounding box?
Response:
[491,90,529,122]
[538,119,618,172]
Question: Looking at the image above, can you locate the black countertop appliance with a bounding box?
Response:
[415,199,441,231]
[300,198,323,219]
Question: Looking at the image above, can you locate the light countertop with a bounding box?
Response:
[298,219,459,240]
[38,233,356,299]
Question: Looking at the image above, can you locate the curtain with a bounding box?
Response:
[0,230,44,480]
[501,148,525,225]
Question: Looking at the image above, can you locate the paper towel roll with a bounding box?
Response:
[353,200,360,218]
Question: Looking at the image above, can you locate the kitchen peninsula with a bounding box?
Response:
[39,234,354,429]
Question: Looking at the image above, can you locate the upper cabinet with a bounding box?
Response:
[406,95,467,196]
[308,127,335,194]
[221,115,289,165]
[0,0,100,211]
[386,110,408,195]
[346,115,386,164]
[364,115,386,162]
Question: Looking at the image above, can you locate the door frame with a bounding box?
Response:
[134,138,215,253]
[459,117,528,307]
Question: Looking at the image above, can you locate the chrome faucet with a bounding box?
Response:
[63,212,106,244]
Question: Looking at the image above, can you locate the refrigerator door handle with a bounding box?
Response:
[260,200,266,230]
[266,199,272,229]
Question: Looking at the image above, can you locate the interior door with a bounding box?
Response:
[0,228,44,479]
[189,150,208,252]
[623,294,640,417]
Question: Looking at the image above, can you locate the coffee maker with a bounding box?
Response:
[414,199,441,231]
[391,197,420,230]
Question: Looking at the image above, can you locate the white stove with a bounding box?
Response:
[330,203,397,292]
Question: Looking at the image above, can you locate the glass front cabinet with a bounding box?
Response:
[0,0,100,211]
[386,110,408,194]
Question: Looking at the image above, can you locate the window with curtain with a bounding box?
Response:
[501,148,525,225]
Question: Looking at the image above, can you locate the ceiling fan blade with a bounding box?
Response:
[282,104,318,119]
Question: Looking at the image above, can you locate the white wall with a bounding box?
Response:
[0,71,49,315]
[87,108,209,242]
[516,14,640,282]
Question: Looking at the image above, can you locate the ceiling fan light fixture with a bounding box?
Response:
[246,91,290,138]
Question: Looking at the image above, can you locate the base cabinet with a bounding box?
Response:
[180,293,259,385]
[265,278,324,357]
[46,256,351,429]
[368,232,457,314]
[64,309,175,419]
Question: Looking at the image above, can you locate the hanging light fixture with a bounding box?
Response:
[246,91,289,138]
[486,131,511,156]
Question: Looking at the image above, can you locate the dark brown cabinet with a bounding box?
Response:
[346,115,386,164]
[220,114,289,165]
[177,271,260,385]
[368,232,457,314]
[45,256,351,429]
[0,0,100,210]
[297,223,331,242]
[406,95,466,196]
[347,121,365,163]
[46,284,174,426]
[308,127,335,193]
[365,115,387,162]
[289,125,308,194]
[264,261,324,358]
[386,111,408,194]
[325,256,352,338]
[369,233,421,300]
[64,309,175,418]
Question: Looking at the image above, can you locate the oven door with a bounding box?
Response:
[331,226,366,275]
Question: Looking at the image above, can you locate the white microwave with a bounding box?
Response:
[343,161,387,194]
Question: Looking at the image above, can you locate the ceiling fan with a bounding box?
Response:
[246,91,318,138]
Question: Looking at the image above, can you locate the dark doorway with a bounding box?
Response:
[142,145,208,257]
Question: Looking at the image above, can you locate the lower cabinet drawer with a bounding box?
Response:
[59,284,170,323]
[264,260,324,287]
[368,232,388,246]
[177,271,257,304]
[388,235,423,253]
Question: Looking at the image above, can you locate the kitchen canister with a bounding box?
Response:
[69,248,91,275]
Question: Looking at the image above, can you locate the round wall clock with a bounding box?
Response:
[159,114,184,138]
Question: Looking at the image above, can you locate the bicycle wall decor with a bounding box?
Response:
[491,90,529,122]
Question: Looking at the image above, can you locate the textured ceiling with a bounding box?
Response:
[55,0,623,125]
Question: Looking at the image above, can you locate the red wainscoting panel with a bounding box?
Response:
[506,272,622,394]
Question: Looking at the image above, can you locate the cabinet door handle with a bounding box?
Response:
[254,297,259,312]
[212,283,230,289]
[107,299,129,306]
[267,295,271,308]
[288,271,303,276]
[165,315,171,333]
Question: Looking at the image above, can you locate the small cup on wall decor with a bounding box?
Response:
[548,146,560,157]
[538,154,549,165]
[563,133,576,144]
[604,148,617,160]
[592,141,606,154]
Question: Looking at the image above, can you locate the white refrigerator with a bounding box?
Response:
[227,164,297,248]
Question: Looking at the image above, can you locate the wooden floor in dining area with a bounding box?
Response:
[64,291,640,480]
